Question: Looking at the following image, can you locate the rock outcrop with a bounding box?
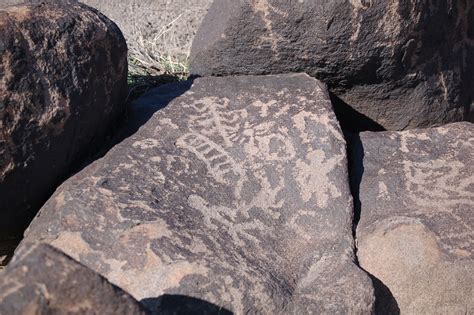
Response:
[190,0,473,130]
[0,244,148,315]
[352,122,474,314]
[19,74,375,313]
[0,1,128,238]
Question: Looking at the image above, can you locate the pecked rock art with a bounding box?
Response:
[0,1,128,239]
[190,0,473,130]
[353,122,474,314]
[0,244,148,315]
[19,74,375,313]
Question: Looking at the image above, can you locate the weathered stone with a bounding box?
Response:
[190,0,473,130]
[0,1,128,238]
[0,243,148,315]
[352,122,474,314]
[20,74,375,313]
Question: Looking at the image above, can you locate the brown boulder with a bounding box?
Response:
[19,74,375,313]
[0,1,128,238]
[190,0,473,131]
[352,122,474,313]
[0,243,148,315]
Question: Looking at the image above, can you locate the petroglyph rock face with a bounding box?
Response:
[20,74,375,313]
[190,0,473,130]
[0,1,128,238]
[0,244,148,315]
[353,122,474,314]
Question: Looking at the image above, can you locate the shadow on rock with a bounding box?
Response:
[141,294,233,315]
[0,78,194,267]
[329,92,385,133]
[345,130,400,314]
[76,77,195,172]
[346,132,364,233]
[368,273,400,315]
[114,77,196,147]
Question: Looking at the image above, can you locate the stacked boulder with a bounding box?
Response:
[352,122,474,314]
[2,0,473,314]
[19,74,375,313]
[0,1,128,239]
[0,244,148,314]
[190,0,473,130]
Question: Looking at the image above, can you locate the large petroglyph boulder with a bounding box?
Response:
[19,74,375,313]
[0,244,148,315]
[0,1,127,238]
[190,0,473,130]
[352,122,474,314]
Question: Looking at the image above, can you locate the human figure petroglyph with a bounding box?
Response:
[19,75,375,313]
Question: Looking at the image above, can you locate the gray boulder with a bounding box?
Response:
[0,243,148,315]
[190,0,473,130]
[19,74,375,314]
[352,122,474,314]
[0,1,128,238]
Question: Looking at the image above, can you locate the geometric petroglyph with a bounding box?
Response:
[355,122,474,314]
[19,74,375,313]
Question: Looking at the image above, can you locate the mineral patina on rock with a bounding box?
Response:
[0,1,128,238]
[190,0,473,130]
[353,122,474,314]
[0,244,148,315]
[20,74,375,313]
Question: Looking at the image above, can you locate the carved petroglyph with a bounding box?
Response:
[132,138,159,150]
[252,99,277,117]
[185,96,246,147]
[179,95,300,248]
[251,0,286,54]
[295,150,343,206]
[356,123,474,313]
[349,0,372,42]
[177,133,245,186]
[397,127,474,257]
[192,0,472,130]
[20,75,375,313]
[403,159,474,209]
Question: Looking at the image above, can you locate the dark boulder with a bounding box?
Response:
[352,122,474,313]
[0,243,148,315]
[190,0,473,130]
[0,1,128,238]
[19,74,375,313]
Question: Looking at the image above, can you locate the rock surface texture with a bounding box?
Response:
[0,1,128,238]
[0,243,148,315]
[353,122,474,314]
[20,74,375,313]
[190,0,473,130]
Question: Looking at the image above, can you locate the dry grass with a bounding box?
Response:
[127,14,190,101]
